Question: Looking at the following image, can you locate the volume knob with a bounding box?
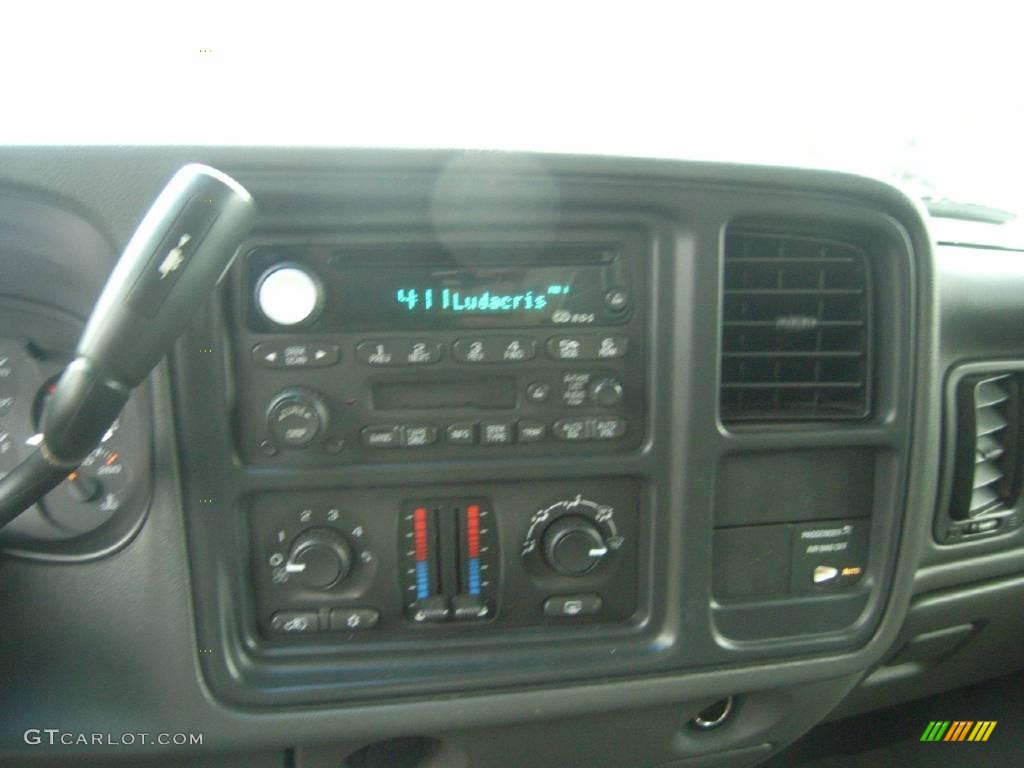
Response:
[256,263,324,326]
[267,388,329,448]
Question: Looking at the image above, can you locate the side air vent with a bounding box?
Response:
[721,230,872,422]
[950,374,1022,520]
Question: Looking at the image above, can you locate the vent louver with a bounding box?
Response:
[720,231,872,421]
[951,374,1022,519]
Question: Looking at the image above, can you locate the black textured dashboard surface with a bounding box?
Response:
[5,147,1010,767]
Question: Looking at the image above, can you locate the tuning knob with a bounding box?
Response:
[286,527,354,590]
[587,377,623,407]
[542,515,609,576]
[256,263,324,327]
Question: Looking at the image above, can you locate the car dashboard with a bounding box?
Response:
[0,147,1022,768]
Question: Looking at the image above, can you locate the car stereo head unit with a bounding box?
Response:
[229,233,648,466]
[246,244,634,332]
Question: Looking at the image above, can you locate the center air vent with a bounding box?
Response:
[950,374,1022,520]
[721,230,871,422]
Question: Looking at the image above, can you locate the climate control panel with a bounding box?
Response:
[248,478,641,640]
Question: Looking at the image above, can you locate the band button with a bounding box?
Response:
[361,425,401,448]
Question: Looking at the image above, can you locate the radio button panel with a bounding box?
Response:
[356,339,443,366]
[253,341,342,369]
[546,334,629,361]
[231,234,647,465]
[453,337,538,364]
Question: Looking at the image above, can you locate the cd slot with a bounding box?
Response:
[373,377,517,410]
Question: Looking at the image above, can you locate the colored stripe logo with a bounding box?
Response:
[920,721,997,742]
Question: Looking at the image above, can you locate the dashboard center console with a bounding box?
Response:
[151,155,931,712]
[15,146,1024,768]
[230,232,649,639]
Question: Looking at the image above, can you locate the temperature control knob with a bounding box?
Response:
[267,388,329,448]
[256,263,324,327]
[286,527,354,590]
[542,515,608,576]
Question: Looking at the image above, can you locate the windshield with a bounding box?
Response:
[3,3,1021,216]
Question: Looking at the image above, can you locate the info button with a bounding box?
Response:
[446,422,479,445]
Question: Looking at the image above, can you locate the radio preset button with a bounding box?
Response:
[517,420,547,443]
[525,381,551,403]
[356,340,443,367]
[361,425,402,448]
[481,420,515,445]
[401,424,439,447]
[594,335,629,359]
[498,337,536,362]
[404,340,443,365]
[357,341,398,366]
[446,422,479,445]
[453,337,537,364]
[547,336,586,361]
[546,335,630,360]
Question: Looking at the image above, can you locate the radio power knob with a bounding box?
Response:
[255,263,324,326]
[267,388,329,448]
[542,515,609,576]
[286,527,354,589]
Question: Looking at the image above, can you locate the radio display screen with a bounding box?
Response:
[247,245,632,330]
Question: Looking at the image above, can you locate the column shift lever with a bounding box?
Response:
[0,164,255,528]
